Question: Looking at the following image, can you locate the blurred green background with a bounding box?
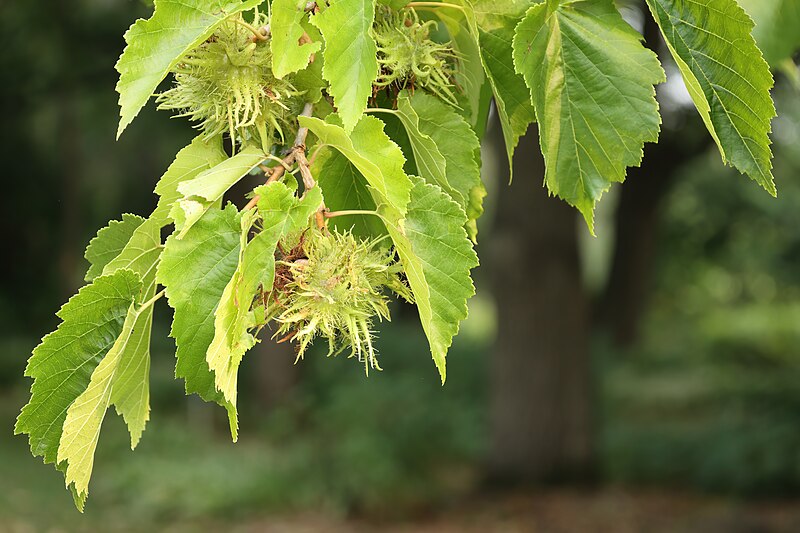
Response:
[2,1,800,531]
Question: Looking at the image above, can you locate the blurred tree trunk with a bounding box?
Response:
[598,7,712,347]
[252,340,299,409]
[487,124,593,482]
[57,92,82,297]
[598,143,676,346]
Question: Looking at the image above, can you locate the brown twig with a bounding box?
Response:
[243,103,315,211]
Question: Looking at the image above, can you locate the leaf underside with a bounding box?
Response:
[646,0,776,195]
[383,180,478,383]
[158,205,242,437]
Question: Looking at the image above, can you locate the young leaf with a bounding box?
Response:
[115,0,263,137]
[157,205,241,437]
[645,0,776,195]
[513,0,665,231]
[206,183,323,421]
[98,217,162,448]
[271,0,322,78]
[153,135,227,226]
[57,287,158,498]
[382,180,478,383]
[15,270,143,469]
[470,0,537,171]
[102,219,162,287]
[171,145,266,238]
[205,210,261,427]
[300,115,412,215]
[84,214,145,281]
[255,181,324,243]
[313,150,386,238]
[310,0,378,131]
[396,91,484,241]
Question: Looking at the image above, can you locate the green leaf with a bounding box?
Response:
[513,0,665,231]
[314,150,386,238]
[57,285,159,498]
[738,0,800,67]
[205,210,260,429]
[271,0,322,78]
[255,181,324,242]
[206,183,322,423]
[84,215,145,282]
[392,98,450,198]
[102,219,162,287]
[15,270,143,470]
[646,0,776,196]
[396,91,484,241]
[300,115,412,215]
[98,217,161,449]
[310,0,378,131]
[435,7,486,129]
[170,145,266,238]
[291,20,326,103]
[115,0,263,137]
[378,0,410,8]
[83,197,170,454]
[471,0,537,171]
[157,205,241,437]
[153,135,228,227]
[382,180,478,383]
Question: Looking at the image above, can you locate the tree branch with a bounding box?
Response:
[243,103,314,211]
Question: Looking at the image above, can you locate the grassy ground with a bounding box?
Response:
[4,297,800,531]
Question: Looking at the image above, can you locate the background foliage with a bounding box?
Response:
[2,0,800,530]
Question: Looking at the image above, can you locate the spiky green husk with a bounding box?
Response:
[265,230,412,374]
[157,13,301,152]
[373,7,458,105]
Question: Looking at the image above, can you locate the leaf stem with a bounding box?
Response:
[324,209,380,218]
[406,2,466,12]
[139,289,166,313]
[234,18,269,41]
[366,107,398,116]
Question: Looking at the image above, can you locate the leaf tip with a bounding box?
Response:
[226,404,239,443]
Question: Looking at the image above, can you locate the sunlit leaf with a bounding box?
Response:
[646,0,776,195]
[310,0,378,131]
[271,0,322,78]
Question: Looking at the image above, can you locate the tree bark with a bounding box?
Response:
[598,141,678,346]
[486,124,593,483]
[251,339,300,410]
[598,123,711,347]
